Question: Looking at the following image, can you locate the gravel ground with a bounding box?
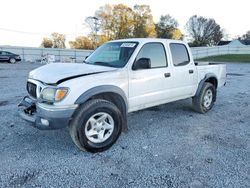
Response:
[0,62,249,188]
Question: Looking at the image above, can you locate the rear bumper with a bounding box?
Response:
[18,96,77,130]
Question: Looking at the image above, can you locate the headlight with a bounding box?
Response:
[40,87,69,102]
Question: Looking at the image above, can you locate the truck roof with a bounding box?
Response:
[110,38,186,44]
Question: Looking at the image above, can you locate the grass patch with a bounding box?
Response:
[197,54,250,63]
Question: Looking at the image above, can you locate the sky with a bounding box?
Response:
[0,0,249,47]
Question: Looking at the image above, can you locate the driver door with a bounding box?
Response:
[128,42,173,112]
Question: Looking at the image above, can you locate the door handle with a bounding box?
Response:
[164,73,171,78]
[189,70,194,74]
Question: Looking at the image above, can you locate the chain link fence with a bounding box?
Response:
[191,45,250,59]
[0,46,93,63]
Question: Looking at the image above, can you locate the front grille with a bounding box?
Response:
[27,82,37,98]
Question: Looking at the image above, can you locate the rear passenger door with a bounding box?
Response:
[169,43,197,98]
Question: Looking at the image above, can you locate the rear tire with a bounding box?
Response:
[69,99,122,152]
[192,82,216,114]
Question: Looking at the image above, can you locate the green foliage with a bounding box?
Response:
[197,54,250,63]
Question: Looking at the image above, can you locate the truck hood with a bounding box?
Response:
[29,63,117,84]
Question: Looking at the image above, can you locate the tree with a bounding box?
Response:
[95,4,134,40]
[155,14,179,39]
[171,28,184,40]
[132,5,156,37]
[94,4,156,40]
[69,34,110,50]
[96,34,110,47]
[94,4,114,40]
[51,32,66,48]
[41,37,53,48]
[109,4,134,39]
[242,30,250,40]
[185,15,223,46]
[85,16,101,48]
[69,36,94,50]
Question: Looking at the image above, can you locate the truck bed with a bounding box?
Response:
[195,62,227,88]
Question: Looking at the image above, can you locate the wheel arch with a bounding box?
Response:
[74,85,128,132]
[195,73,218,97]
[9,56,16,62]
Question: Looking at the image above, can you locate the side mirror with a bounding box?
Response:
[132,58,151,70]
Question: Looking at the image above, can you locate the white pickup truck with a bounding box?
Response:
[19,38,226,152]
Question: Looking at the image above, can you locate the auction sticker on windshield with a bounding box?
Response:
[120,43,136,48]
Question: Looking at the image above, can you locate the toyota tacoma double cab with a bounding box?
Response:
[18,38,226,152]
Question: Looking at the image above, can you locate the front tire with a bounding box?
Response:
[192,82,216,114]
[9,58,16,64]
[69,99,122,152]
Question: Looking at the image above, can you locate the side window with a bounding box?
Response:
[170,43,190,66]
[135,43,167,68]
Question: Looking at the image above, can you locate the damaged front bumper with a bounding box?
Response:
[18,96,77,130]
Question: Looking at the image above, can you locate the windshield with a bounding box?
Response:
[85,42,138,68]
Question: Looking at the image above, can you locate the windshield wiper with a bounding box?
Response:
[93,61,116,67]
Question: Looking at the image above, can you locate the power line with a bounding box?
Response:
[0,27,50,35]
[0,27,81,36]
